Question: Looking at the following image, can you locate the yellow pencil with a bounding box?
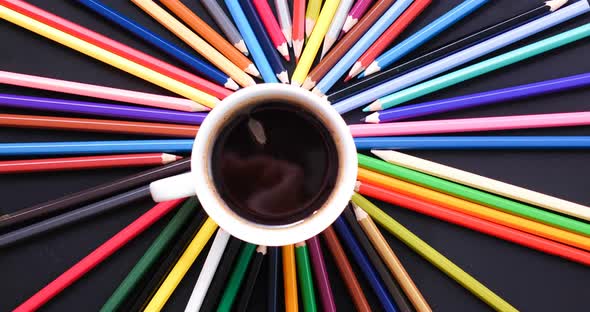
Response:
[131,0,256,88]
[282,244,299,312]
[0,4,219,108]
[351,193,518,312]
[291,0,341,86]
[143,218,218,312]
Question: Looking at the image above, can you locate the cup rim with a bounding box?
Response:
[192,84,357,246]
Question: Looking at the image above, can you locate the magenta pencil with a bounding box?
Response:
[306,236,337,312]
[351,111,590,137]
[342,0,375,36]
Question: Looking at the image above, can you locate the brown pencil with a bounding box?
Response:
[302,0,396,90]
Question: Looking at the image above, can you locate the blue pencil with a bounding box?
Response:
[0,140,194,156]
[238,0,289,83]
[359,0,489,78]
[354,136,590,150]
[309,0,413,94]
[333,217,398,312]
[225,0,278,83]
[75,0,235,89]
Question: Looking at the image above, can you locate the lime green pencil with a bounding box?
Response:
[216,243,257,312]
[295,241,318,312]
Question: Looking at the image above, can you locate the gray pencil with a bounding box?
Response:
[0,186,150,248]
[199,0,250,55]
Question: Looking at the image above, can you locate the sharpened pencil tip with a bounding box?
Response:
[547,0,569,11]
[282,28,293,47]
[364,100,382,112]
[162,153,182,164]
[225,79,240,90]
[245,64,261,78]
[342,16,357,34]
[277,43,290,61]
[311,87,325,97]
[235,40,249,55]
[277,71,290,84]
[301,77,316,90]
[370,149,392,162]
[351,202,369,220]
[364,112,380,123]
[354,181,361,192]
[291,79,302,87]
[347,62,364,81]
[364,62,381,77]
[305,18,316,39]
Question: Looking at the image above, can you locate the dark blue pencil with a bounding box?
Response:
[268,247,280,312]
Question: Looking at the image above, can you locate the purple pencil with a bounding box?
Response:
[306,236,337,312]
[341,0,375,36]
[0,93,206,125]
[366,72,590,123]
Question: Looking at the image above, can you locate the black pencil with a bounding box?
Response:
[235,245,267,312]
[267,246,280,312]
[0,158,190,232]
[343,207,415,312]
[327,0,570,103]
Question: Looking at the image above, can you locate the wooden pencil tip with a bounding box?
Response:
[235,40,249,56]
[245,64,261,78]
[352,202,369,221]
[370,149,392,162]
[302,77,315,90]
[278,43,290,61]
[295,241,306,247]
[364,112,380,123]
[354,181,361,192]
[225,79,240,90]
[162,153,181,164]
[256,245,268,254]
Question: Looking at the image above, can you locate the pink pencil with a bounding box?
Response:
[341,0,374,37]
[252,0,290,61]
[0,71,208,112]
[350,112,590,137]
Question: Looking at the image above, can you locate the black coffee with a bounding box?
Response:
[211,102,339,225]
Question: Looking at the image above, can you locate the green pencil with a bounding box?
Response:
[216,243,257,312]
[295,241,318,312]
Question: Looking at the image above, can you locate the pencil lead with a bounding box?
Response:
[235,40,249,56]
[225,78,240,90]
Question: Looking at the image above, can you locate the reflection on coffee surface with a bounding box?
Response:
[211,102,339,225]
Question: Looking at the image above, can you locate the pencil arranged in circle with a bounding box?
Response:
[75,0,236,91]
[295,241,318,312]
[11,199,185,312]
[235,245,267,312]
[352,193,518,312]
[301,0,396,90]
[240,0,290,83]
[253,0,290,60]
[305,0,322,40]
[267,247,280,312]
[347,0,432,81]
[1,0,228,104]
[292,0,306,61]
[321,0,354,59]
[100,198,199,312]
[159,0,260,77]
[217,243,257,312]
[199,0,249,55]
[282,244,299,312]
[353,204,432,312]
[342,0,374,36]
[306,236,336,312]
[275,0,293,46]
[184,229,230,312]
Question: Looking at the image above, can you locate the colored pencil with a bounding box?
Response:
[275,0,293,46]
[305,0,322,40]
[0,158,190,231]
[283,244,299,312]
[100,198,199,312]
[12,199,184,312]
[235,245,267,312]
[0,94,207,125]
[322,226,372,312]
[0,186,150,248]
[199,237,244,311]
[355,182,590,268]
[0,4,221,107]
[295,242,318,312]
[225,0,278,83]
[253,0,290,60]
[354,111,590,135]
[310,0,414,93]
[346,0,432,80]
[333,216,398,312]
[0,140,193,156]
[0,70,210,112]
[160,0,260,77]
[240,0,290,83]
[292,0,306,61]
[301,0,396,90]
[0,0,228,103]
[343,208,413,312]
[372,150,590,222]
[372,72,590,122]
[332,0,590,114]
[358,154,590,237]
[351,193,518,312]
[291,0,342,87]
[361,0,489,78]
[342,0,374,35]
[184,229,230,312]
[353,204,431,312]
[267,247,280,312]
[357,168,590,252]
[321,0,354,59]
[123,209,207,311]
[367,22,590,111]
[217,243,258,312]
[306,236,337,312]
[0,153,180,174]
[200,0,249,55]
[75,0,236,91]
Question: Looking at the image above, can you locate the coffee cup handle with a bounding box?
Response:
[149,172,196,202]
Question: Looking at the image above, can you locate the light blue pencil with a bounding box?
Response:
[360,0,489,78]
[306,0,413,93]
[0,140,194,156]
[225,0,278,83]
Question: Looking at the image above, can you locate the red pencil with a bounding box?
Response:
[1,0,232,99]
[356,181,590,267]
[346,0,431,81]
[13,199,185,312]
[292,0,306,62]
[252,0,290,61]
[0,153,182,174]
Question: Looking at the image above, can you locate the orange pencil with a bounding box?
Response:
[292,0,306,61]
[282,244,299,312]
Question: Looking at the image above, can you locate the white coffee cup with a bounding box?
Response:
[149,84,357,246]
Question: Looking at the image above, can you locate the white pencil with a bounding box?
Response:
[275,0,293,47]
[321,0,354,59]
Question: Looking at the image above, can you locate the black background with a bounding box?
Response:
[1,0,590,311]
